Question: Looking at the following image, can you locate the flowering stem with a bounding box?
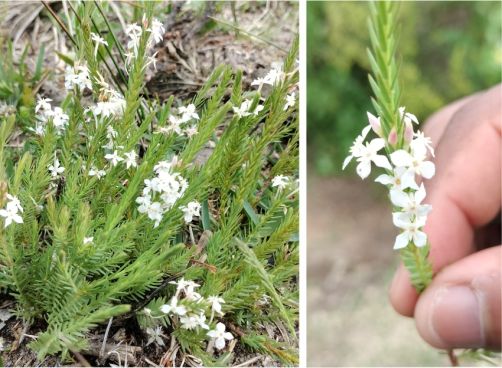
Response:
[367,1,434,293]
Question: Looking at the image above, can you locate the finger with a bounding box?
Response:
[390,85,502,316]
[414,247,501,350]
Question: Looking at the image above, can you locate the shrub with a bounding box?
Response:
[0,3,298,365]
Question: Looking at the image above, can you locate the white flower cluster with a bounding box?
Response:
[251,62,285,90]
[271,175,290,191]
[232,99,264,119]
[123,16,165,67]
[88,74,126,119]
[245,62,297,114]
[148,278,233,350]
[0,193,23,228]
[65,63,92,91]
[48,157,65,179]
[33,96,69,136]
[136,157,197,227]
[159,103,199,137]
[343,108,435,250]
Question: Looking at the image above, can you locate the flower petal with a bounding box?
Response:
[214,337,226,350]
[342,155,353,170]
[390,150,412,167]
[356,161,371,179]
[420,161,435,179]
[375,174,393,185]
[400,169,419,190]
[390,189,410,208]
[413,230,427,247]
[415,184,427,203]
[392,212,411,228]
[368,138,386,152]
[372,154,392,170]
[394,232,410,250]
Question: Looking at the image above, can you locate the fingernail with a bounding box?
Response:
[429,286,485,347]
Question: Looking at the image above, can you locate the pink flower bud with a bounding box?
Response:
[388,128,398,146]
[404,120,414,144]
[367,112,383,137]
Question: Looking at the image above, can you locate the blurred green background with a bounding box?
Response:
[307,1,501,175]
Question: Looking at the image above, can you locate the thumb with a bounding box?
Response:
[414,247,501,350]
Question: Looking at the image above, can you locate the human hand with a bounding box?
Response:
[389,84,501,350]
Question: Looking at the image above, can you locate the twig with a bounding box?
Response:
[41,1,77,45]
[100,317,114,358]
[234,355,263,367]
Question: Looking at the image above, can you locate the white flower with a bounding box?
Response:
[342,125,371,170]
[167,115,184,135]
[180,315,200,330]
[251,76,267,89]
[263,64,284,86]
[399,106,419,125]
[169,278,200,295]
[91,32,108,57]
[6,194,23,214]
[35,97,52,113]
[88,166,106,179]
[124,150,138,169]
[65,64,92,91]
[44,107,69,134]
[354,138,392,179]
[48,158,65,178]
[233,100,252,118]
[149,18,165,44]
[412,130,435,158]
[125,23,142,52]
[207,296,225,316]
[390,184,432,219]
[179,201,201,223]
[146,326,165,346]
[392,212,428,249]
[105,151,124,167]
[0,205,23,228]
[146,201,163,227]
[106,126,118,140]
[94,96,125,117]
[184,125,198,137]
[194,313,209,330]
[284,92,296,111]
[375,166,418,191]
[179,104,199,122]
[253,104,264,116]
[83,237,94,245]
[136,194,151,213]
[160,296,187,316]
[207,323,234,350]
[390,145,435,179]
[271,175,289,191]
[30,122,46,136]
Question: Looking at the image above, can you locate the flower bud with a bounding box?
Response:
[388,128,398,146]
[404,120,414,144]
[367,112,383,137]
